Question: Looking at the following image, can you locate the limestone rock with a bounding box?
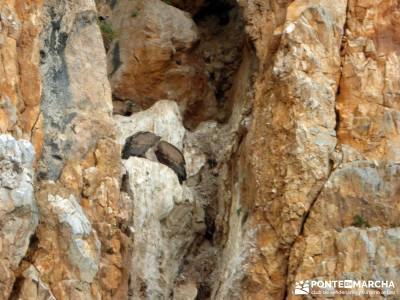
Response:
[0,135,38,299]
[288,227,400,299]
[29,1,125,299]
[283,2,400,299]
[0,1,43,152]
[3,0,400,299]
[114,97,207,298]
[18,265,57,300]
[38,0,114,181]
[115,100,185,150]
[337,0,400,161]
[222,1,348,298]
[107,0,217,127]
[123,157,195,299]
[48,194,101,283]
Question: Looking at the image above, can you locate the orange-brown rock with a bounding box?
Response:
[337,0,400,161]
[106,0,217,127]
[286,1,400,299]
[220,0,348,299]
[11,1,127,299]
[0,0,43,156]
[2,0,400,299]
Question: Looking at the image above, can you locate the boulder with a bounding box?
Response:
[107,0,217,127]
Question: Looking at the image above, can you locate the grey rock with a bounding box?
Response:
[48,194,100,283]
[0,135,38,298]
[19,265,56,300]
[123,157,195,299]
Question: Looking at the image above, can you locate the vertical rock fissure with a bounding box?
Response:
[291,0,351,245]
[334,0,350,136]
[284,2,350,297]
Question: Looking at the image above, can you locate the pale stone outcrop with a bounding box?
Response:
[116,99,206,298]
[115,100,185,151]
[48,194,101,283]
[0,135,38,299]
[123,157,195,299]
[18,265,56,300]
[116,100,206,178]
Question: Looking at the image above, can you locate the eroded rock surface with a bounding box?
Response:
[2,0,400,299]
[232,1,347,298]
[13,0,126,299]
[0,0,43,153]
[0,135,37,299]
[123,157,194,299]
[115,100,206,299]
[106,0,217,127]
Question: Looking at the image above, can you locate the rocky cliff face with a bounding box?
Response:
[1,0,400,299]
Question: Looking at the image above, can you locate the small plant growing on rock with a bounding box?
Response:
[236,207,241,217]
[97,18,117,52]
[131,9,139,17]
[352,214,370,228]
[98,20,117,41]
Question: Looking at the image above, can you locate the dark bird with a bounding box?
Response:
[122,131,161,159]
[155,141,187,184]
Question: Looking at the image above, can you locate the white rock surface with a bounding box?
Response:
[123,157,195,298]
[18,265,57,300]
[48,194,100,283]
[0,134,38,298]
[124,157,183,221]
[115,100,186,150]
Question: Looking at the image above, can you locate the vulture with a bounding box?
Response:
[122,132,187,184]
[121,131,161,159]
[155,141,187,184]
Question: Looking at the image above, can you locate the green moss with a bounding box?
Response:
[162,0,172,5]
[98,20,117,41]
[131,9,139,17]
[236,207,241,217]
[352,214,370,228]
